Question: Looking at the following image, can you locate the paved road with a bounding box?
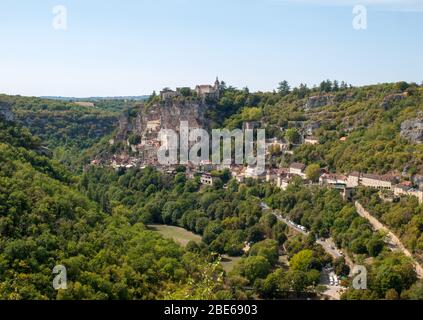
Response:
[261,202,353,268]
[279,216,309,235]
[355,201,423,279]
[320,269,346,300]
[316,238,342,259]
[260,202,354,300]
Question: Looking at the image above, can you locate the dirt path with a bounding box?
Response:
[355,201,423,279]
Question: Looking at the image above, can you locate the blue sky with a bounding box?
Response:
[0,0,422,97]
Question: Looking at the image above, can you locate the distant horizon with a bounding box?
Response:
[1,78,420,100]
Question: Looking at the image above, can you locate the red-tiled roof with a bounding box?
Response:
[290,163,306,170]
[362,173,397,182]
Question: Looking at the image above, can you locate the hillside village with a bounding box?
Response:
[88,81,423,206]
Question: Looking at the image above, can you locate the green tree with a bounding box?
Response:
[367,238,384,257]
[285,270,309,296]
[203,221,223,244]
[239,256,271,283]
[290,249,315,272]
[404,281,423,300]
[249,239,279,265]
[277,81,290,96]
[284,128,300,145]
[305,164,321,182]
[179,87,192,97]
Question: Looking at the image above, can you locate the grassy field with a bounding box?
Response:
[221,255,242,273]
[147,224,202,247]
[148,224,242,273]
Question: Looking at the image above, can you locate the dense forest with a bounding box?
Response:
[79,166,423,300]
[0,95,132,171]
[0,119,230,299]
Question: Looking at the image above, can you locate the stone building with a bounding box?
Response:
[393,184,423,204]
[409,187,423,204]
[243,121,261,131]
[200,173,214,186]
[289,163,306,178]
[347,172,361,188]
[195,77,221,100]
[160,89,179,101]
[304,136,319,145]
[319,173,348,188]
[245,166,266,180]
[361,173,397,190]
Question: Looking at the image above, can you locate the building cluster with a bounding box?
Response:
[183,157,423,204]
[109,154,143,169]
[160,78,221,101]
[307,168,422,204]
[94,142,423,204]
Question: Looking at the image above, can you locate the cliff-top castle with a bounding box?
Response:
[160,77,221,101]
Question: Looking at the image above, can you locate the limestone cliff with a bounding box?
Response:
[0,101,14,121]
[304,94,335,110]
[401,118,423,144]
[114,98,211,164]
[380,92,407,110]
[117,99,210,140]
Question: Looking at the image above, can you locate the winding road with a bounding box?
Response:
[355,201,423,279]
[260,203,351,300]
[260,202,354,269]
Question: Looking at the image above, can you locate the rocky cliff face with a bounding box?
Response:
[0,101,14,121]
[118,99,209,140]
[114,99,211,164]
[380,92,407,110]
[138,99,207,133]
[401,118,423,144]
[304,94,335,110]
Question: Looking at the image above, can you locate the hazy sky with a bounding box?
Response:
[0,0,422,97]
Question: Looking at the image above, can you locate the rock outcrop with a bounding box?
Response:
[304,94,335,110]
[118,99,209,139]
[137,100,207,134]
[380,92,407,110]
[115,99,211,164]
[0,101,14,121]
[401,118,423,144]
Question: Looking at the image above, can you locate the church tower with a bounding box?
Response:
[214,77,221,99]
[214,77,220,90]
